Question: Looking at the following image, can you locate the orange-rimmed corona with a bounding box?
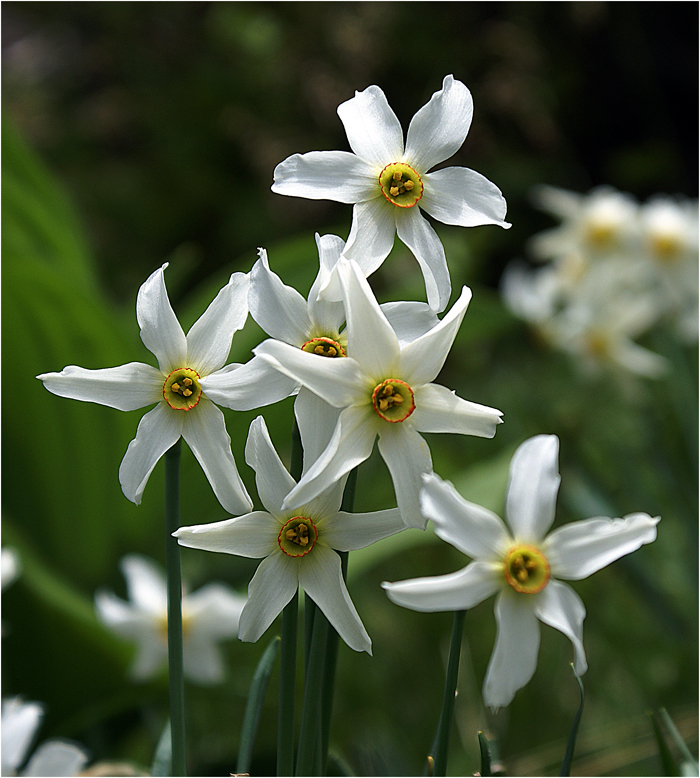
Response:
[301,337,347,358]
[162,367,202,411]
[278,516,318,558]
[503,544,551,594]
[378,162,424,208]
[371,378,415,423]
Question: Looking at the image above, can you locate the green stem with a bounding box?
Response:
[296,608,329,776]
[277,593,298,777]
[432,610,466,777]
[165,439,187,776]
[319,468,357,771]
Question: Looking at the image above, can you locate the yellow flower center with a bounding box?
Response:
[156,611,193,643]
[503,544,550,594]
[586,222,617,248]
[278,517,318,558]
[163,368,202,411]
[379,162,424,208]
[371,378,415,423]
[650,234,682,263]
[301,337,347,358]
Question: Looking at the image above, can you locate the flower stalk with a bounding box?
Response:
[165,439,187,776]
[431,609,466,777]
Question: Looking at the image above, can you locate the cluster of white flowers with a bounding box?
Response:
[38,76,659,711]
[502,185,698,378]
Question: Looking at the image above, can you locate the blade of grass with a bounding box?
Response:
[237,635,281,775]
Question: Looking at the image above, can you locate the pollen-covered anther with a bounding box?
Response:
[371,378,415,423]
[163,368,202,411]
[379,162,423,208]
[278,517,318,558]
[503,544,551,594]
[301,336,347,358]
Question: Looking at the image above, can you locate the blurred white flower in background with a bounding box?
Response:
[1,697,89,777]
[2,548,20,591]
[502,184,698,377]
[95,554,246,684]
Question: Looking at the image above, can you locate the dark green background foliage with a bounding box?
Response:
[2,3,697,776]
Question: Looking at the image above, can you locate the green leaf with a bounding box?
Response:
[151,719,172,778]
[236,635,281,775]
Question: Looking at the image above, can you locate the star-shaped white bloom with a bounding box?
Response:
[2,697,89,777]
[248,233,444,467]
[174,416,406,654]
[37,263,277,514]
[272,75,510,312]
[383,435,659,710]
[254,258,503,529]
[95,554,246,684]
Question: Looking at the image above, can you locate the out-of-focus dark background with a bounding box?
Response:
[2,3,697,776]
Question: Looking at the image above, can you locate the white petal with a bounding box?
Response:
[136,263,187,374]
[271,151,377,203]
[294,388,342,477]
[181,398,252,514]
[397,285,471,386]
[174,511,280,558]
[395,207,451,312]
[37,362,163,411]
[129,634,167,680]
[420,471,510,560]
[186,272,250,375]
[254,339,363,407]
[238,553,298,643]
[412,383,503,438]
[337,258,401,379]
[483,590,540,710]
[383,561,502,612]
[337,84,404,167]
[544,513,660,580]
[185,583,246,638]
[299,545,371,653]
[307,233,347,334]
[22,740,90,777]
[404,75,473,172]
[421,167,510,228]
[283,405,377,510]
[342,198,398,276]
[533,580,587,676]
[380,300,439,345]
[183,637,226,685]
[119,402,183,505]
[94,590,154,639]
[245,415,296,517]
[377,425,433,530]
[121,554,168,615]
[200,356,298,411]
[505,435,561,543]
[611,340,669,378]
[1,698,43,775]
[249,249,312,345]
[322,507,405,551]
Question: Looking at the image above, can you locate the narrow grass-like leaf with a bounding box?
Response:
[658,707,699,774]
[151,720,172,778]
[237,635,281,775]
[477,731,492,777]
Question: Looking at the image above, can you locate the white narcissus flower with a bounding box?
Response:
[1,697,89,777]
[95,554,246,684]
[383,435,659,710]
[37,263,280,514]
[529,184,639,264]
[174,416,407,654]
[254,258,503,529]
[272,75,510,312]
